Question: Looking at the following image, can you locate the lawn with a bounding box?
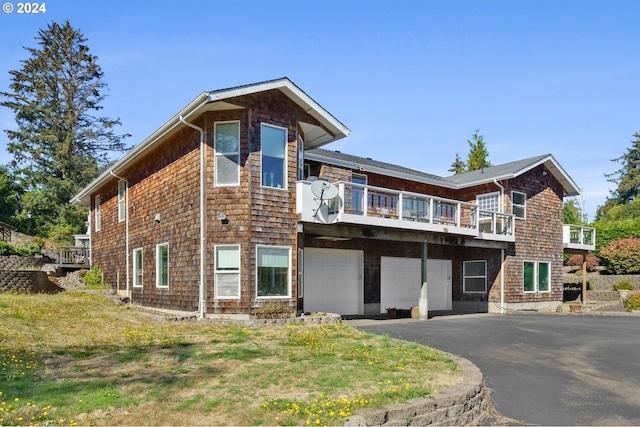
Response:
[0,291,460,426]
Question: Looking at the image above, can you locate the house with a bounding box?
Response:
[71,77,595,318]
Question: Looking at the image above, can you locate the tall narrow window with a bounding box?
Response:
[523,261,536,292]
[215,121,240,186]
[257,246,290,297]
[261,124,287,189]
[94,195,101,231]
[512,191,527,219]
[297,134,305,181]
[118,180,126,222]
[215,245,240,299]
[538,262,550,292]
[463,260,487,293]
[133,248,143,288]
[156,243,169,288]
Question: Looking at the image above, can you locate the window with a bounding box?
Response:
[133,248,143,288]
[95,195,101,231]
[261,124,287,189]
[477,192,500,212]
[523,261,551,293]
[118,180,126,222]
[351,174,367,215]
[156,243,169,288]
[464,260,487,293]
[215,245,240,299]
[215,121,240,186]
[257,246,290,297]
[512,191,526,219]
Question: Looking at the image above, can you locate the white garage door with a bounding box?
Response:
[380,257,452,312]
[303,248,363,315]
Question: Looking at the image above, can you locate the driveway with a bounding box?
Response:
[352,314,640,426]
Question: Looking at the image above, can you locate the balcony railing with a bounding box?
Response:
[297,180,515,242]
[563,224,596,251]
[58,246,91,266]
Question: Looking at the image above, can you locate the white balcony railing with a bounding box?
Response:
[563,224,596,251]
[297,180,515,242]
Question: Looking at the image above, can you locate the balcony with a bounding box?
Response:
[563,224,596,251]
[297,180,515,242]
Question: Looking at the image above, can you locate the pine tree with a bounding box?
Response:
[0,21,130,238]
[448,152,466,175]
[465,129,492,172]
[605,131,640,205]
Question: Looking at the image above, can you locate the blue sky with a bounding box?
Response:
[1,0,639,221]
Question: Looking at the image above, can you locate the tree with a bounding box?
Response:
[604,131,640,206]
[0,166,20,226]
[448,152,465,175]
[465,129,492,172]
[563,198,583,225]
[0,20,130,238]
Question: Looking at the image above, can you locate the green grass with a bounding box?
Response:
[0,291,459,426]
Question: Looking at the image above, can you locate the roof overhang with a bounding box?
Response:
[71,78,350,206]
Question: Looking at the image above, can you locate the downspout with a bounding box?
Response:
[494,179,506,314]
[109,171,129,301]
[180,116,206,319]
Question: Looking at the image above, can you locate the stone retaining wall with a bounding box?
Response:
[0,255,47,270]
[345,355,489,426]
[564,274,640,290]
[0,270,62,293]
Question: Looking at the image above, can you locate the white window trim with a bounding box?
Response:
[256,245,291,299]
[132,248,143,288]
[463,260,487,294]
[523,260,551,293]
[260,123,288,190]
[214,244,241,300]
[511,191,527,220]
[94,194,101,231]
[214,120,240,187]
[118,180,127,222]
[476,191,501,213]
[156,243,169,288]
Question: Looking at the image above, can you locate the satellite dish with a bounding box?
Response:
[310,179,339,201]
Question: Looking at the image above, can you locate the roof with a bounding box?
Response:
[71,78,350,206]
[305,149,581,197]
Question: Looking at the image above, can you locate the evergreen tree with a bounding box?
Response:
[0,166,20,226]
[605,131,640,206]
[0,21,130,238]
[465,129,492,172]
[448,152,466,175]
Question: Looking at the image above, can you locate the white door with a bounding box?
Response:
[303,248,363,315]
[380,257,452,312]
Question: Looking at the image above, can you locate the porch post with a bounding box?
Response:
[419,241,428,320]
[582,253,587,304]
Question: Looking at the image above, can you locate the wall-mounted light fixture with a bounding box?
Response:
[154,213,161,223]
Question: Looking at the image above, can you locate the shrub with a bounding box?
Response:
[565,254,600,272]
[82,266,109,289]
[252,302,293,319]
[613,280,634,291]
[625,293,640,312]
[599,237,640,274]
[0,241,21,256]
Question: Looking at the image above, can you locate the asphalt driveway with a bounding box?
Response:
[353,314,640,426]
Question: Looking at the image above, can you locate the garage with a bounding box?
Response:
[380,257,452,312]
[303,248,364,315]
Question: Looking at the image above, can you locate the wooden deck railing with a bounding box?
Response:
[58,246,90,266]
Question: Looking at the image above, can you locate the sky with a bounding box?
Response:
[1,0,639,221]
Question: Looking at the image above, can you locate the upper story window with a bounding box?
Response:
[94,195,101,231]
[215,121,240,186]
[512,191,527,219]
[261,123,287,189]
[297,134,305,181]
[477,192,500,212]
[118,180,126,222]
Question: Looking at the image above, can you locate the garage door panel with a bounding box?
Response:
[304,248,363,315]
